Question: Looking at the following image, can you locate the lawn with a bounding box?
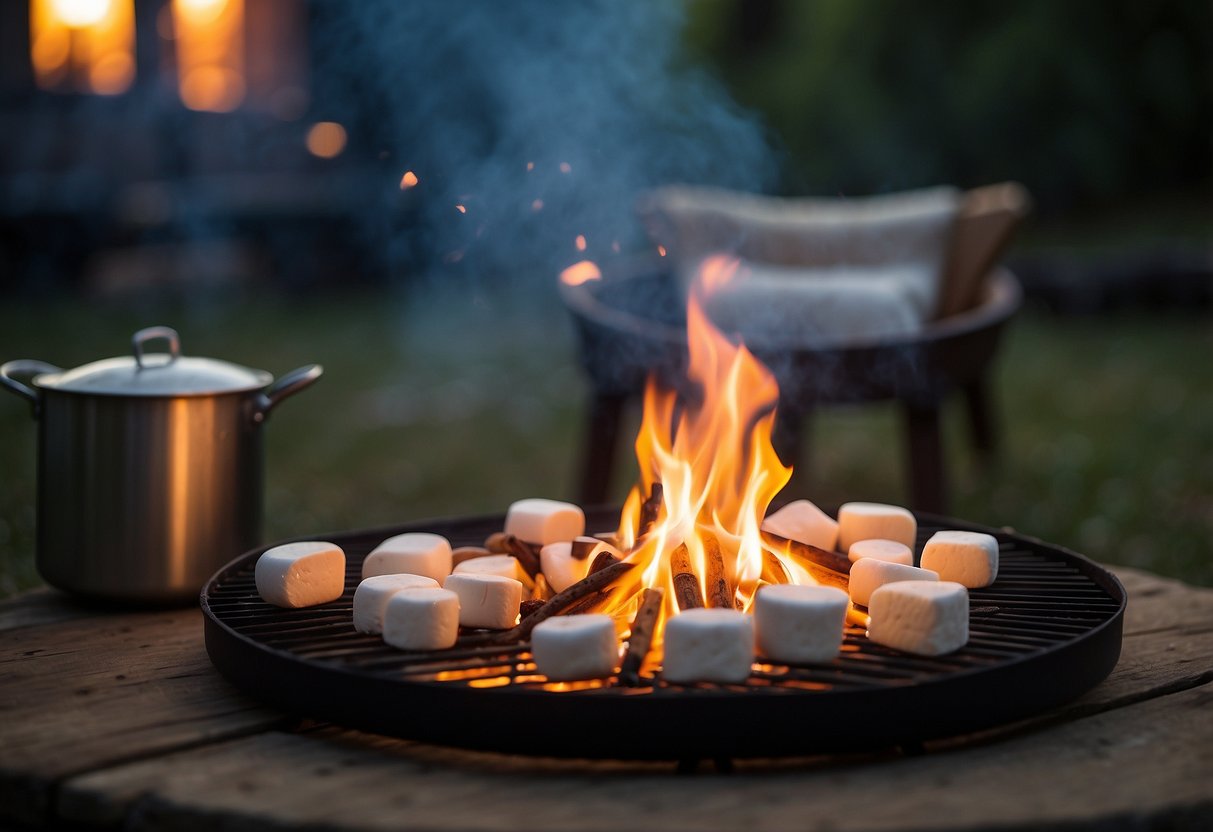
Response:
[1,283,1209,596]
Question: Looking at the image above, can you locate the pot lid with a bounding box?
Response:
[36,327,272,396]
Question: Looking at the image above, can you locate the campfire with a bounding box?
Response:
[550,254,851,673]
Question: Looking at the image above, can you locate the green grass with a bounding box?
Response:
[1,287,1209,597]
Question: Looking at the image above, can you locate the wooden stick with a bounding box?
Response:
[490,560,635,644]
[638,482,663,537]
[761,531,852,574]
[619,587,664,686]
[501,534,541,578]
[671,543,704,611]
[703,533,734,609]
[589,549,622,575]
[451,546,492,567]
[485,532,509,553]
[563,590,611,616]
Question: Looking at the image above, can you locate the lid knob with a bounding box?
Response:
[132,326,181,370]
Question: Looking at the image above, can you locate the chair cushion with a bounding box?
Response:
[640,185,961,320]
[693,260,924,349]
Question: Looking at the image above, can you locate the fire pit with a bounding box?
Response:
[203,508,1124,760]
[206,256,1120,760]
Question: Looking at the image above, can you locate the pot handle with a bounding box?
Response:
[132,326,180,369]
[1,360,62,418]
[252,364,323,423]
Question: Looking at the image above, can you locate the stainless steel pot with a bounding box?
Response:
[1,326,322,604]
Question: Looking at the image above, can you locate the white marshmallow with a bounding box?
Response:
[452,554,524,582]
[849,559,939,607]
[362,533,452,582]
[761,500,839,551]
[848,538,914,566]
[920,530,1000,588]
[352,574,441,634]
[867,580,968,656]
[504,498,585,545]
[837,502,917,551]
[662,608,755,684]
[753,584,848,663]
[531,614,618,681]
[255,541,345,608]
[443,573,523,630]
[539,541,593,592]
[382,588,460,650]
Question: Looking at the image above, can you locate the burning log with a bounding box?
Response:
[761,531,852,575]
[671,543,705,611]
[589,549,622,575]
[490,560,635,644]
[619,587,664,686]
[520,599,546,619]
[500,534,542,579]
[703,533,735,609]
[638,482,663,538]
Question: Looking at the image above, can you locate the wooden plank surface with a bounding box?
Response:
[4,566,1211,831]
[58,685,1213,832]
[0,602,287,825]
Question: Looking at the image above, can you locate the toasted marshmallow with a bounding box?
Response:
[753,584,848,663]
[353,573,441,634]
[867,580,968,656]
[848,538,914,566]
[920,530,1000,588]
[443,573,523,630]
[504,498,585,545]
[532,614,618,681]
[662,608,754,684]
[849,559,939,607]
[361,533,452,583]
[837,502,917,551]
[382,588,460,651]
[255,541,345,608]
[761,500,839,551]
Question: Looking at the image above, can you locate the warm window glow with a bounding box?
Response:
[173,0,245,112]
[305,122,347,158]
[30,0,135,95]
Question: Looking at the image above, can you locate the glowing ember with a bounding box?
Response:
[531,199,544,212]
[559,260,601,286]
[657,245,667,257]
[455,204,467,214]
[559,162,572,174]
[399,171,419,189]
[575,234,587,252]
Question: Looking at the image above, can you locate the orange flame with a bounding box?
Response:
[604,256,798,657]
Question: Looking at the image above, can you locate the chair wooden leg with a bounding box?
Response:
[903,402,947,515]
[577,392,628,507]
[962,375,999,463]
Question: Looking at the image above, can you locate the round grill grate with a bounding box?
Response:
[203,509,1125,759]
